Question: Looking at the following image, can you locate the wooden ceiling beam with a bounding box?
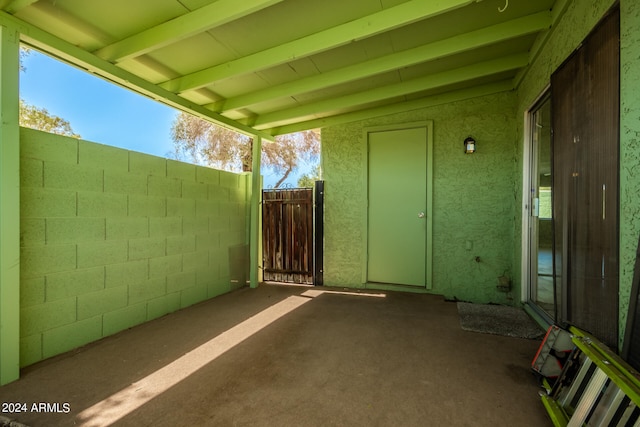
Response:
[160,0,483,93]
[2,0,37,14]
[216,11,550,113]
[94,0,284,63]
[265,80,513,136]
[250,53,529,129]
[0,10,274,141]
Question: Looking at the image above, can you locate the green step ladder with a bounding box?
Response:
[539,327,640,426]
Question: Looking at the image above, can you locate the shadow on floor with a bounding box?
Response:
[0,284,552,426]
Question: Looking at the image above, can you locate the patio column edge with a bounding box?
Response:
[0,22,21,385]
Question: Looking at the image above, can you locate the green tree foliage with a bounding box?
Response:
[297,165,321,188]
[170,112,320,188]
[19,47,81,138]
[19,100,81,138]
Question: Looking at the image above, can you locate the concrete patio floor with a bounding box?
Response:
[0,284,552,426]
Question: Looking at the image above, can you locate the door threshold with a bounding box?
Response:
[523,302,553,330]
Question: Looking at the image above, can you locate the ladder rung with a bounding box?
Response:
[589,384,624,426]
[624,402,640,426]
[561,357,594,407]
[567,368,609,426]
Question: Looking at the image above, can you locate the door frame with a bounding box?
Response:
[361,121,433,290]
[522,87,554,322]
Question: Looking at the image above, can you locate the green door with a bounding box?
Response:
[367,126,427,287]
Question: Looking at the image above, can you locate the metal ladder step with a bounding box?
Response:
[536,327,640,427]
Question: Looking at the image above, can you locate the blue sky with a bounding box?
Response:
[19,48,310,187]
[20,49,177,158]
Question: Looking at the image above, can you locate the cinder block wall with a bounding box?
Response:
[19,128,250,367]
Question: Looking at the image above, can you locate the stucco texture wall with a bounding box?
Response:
[322,91,519,304]
[620,0,640,342]
[19,128,249,366]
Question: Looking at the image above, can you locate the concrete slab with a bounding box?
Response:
[0,284,552,426]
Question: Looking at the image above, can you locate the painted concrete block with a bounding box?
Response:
[44,161,104,192]
[77,191,127,217]
[180,284,207,308]
[21,187,76,218]
[105,260,148,288]
[229,216,246,232]
[104,171,148,195]
[166,197,196,217]
[103,303,147,336]
[208,281,231,299]
[149,217,182,237]
[148,175,181,198]
[77,286,128,320]
[196,233,219,251]
[20,157,43,187]
[106,217,149,240]
[167,159,196,181]
[210,212,230,232]
[149,254,183,279]
[46,266,105,301]
[196,267,216,287]
[219,171,239,189]
[78,139,129,172]
[219,201,241,217]
[182,181,208,200]
[182,250,208,272]
[20,218,46,246]
[182,216,209,235]
[20,128,78,164]
[129,151,166,177]
[20,334,42,367]
[218,259,230,280]
[20,297,76,336]
[229,188,247,204]
[219,230,244,248]
[47,217,106,243]
[20,277,45,307]
[166,235,197,255]
[128,195,166,217]
[209,186,230,201]
[77,239,128,268]
[21,244,77,279]
[42,316,102,359]
[128,237,166,261]
[146,293,181,320]
[195,166,219,185]
[128,277,166,305]
[209,247,228,273]
[196,199,219,217]
[167,271,196,293]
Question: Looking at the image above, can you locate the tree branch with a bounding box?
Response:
[274,166,293,188]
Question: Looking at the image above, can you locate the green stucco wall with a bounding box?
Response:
[620,0,640,344]
[19,128,249,366]
[322,0,640,324]
[322,91,519,304]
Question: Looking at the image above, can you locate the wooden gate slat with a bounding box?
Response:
[262,188,313,284]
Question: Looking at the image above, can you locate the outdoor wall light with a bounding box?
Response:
[464,136,476,154]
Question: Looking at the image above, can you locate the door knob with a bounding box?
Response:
[418,212,426,218]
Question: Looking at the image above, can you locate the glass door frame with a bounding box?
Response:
[522,87,555,325]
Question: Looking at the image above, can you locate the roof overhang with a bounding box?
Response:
[0,0,567,138]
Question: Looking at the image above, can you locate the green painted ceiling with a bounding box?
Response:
[0,0,559,138]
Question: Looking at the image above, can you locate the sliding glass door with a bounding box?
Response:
[528,93,555,320]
